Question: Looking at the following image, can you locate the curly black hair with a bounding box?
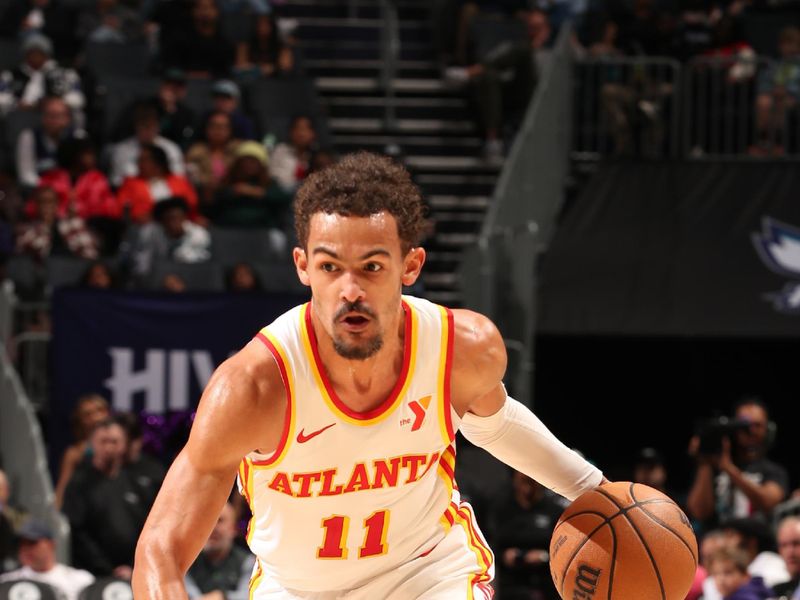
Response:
[293,152,425,254]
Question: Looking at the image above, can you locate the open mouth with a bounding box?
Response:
[340,314,370,331]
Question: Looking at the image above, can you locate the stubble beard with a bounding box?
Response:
[333,332,384,360]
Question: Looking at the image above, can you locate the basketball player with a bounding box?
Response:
[132,153,605,599]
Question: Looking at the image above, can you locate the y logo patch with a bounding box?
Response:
[408,396,432,431]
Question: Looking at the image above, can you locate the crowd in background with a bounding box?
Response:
[0,0,335,302]
[3,389,800,599]
[1,1,800,599]
[442,0,800,158]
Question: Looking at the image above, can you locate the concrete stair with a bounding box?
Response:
[287,0,502,306]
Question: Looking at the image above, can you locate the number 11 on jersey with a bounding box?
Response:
[318,510,390,559]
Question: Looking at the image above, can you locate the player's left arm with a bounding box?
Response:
[449,309,606,501]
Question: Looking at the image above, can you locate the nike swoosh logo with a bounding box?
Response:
[297,423,336,444]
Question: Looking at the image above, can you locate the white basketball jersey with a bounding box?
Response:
[237,296,492,593]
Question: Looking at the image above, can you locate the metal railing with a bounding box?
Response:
[0,285,70,563]
[460,24,574,406]
[574,57,681,159]
[574,55,800,159]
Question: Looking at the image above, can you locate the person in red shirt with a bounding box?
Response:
[117,143,198,223]
[37,138,119,220]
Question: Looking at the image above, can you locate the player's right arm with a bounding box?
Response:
[132,340,286,600]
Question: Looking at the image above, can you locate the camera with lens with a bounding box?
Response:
[694,416,752,456]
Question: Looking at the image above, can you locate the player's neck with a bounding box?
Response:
[313,308,406,413]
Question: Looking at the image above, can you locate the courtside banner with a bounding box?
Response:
[538,161,800,336]
[50,288,305,460]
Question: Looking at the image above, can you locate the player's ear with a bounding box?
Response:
[401,247,425,286]
[293,247,311,286]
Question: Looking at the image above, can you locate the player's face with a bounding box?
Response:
[294,212,424,360]
[778,520,800,576]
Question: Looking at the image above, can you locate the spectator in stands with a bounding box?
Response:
[0,35,84,130]
[109,104,185,187]
[235,14,294,78]
[62,418,147,579]
[225,262,261,292]
[453,0,528,66]
[15,96,77,190]
[79,261,117,289]
[632,447,668,493]
[130,196,211,278]
[269,115,316,192]
[0,520,94,600]
[185,502,255,600]
[687,397,789,529]
[36,138,119,221]
[488,470,563,600]
[707,547,774,600]
[773,516,800,599]
[752,26,800,156]
[116,144,198,223]
[112,413,164,511]
[211,141,291,238]
[700,530,731,600]
[15,186,98,262]
[0,0,79,63]
[186,111,241,205]
[209,80,257,141]
[76,0,144,44]
[445,9,550,163]
[724,518,790,591]
[114,70,197,150]
[54,393,110,508]
[161,0,235,78]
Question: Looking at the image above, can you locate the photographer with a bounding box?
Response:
[687,398,789,530]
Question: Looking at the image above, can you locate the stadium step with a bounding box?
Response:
[292,0,502,307]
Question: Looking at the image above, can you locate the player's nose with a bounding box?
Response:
[339,272,365,303]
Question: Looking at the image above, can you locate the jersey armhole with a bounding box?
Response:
[250,329,295,468]
[437,307,456,445]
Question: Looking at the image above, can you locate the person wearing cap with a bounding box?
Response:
[0,520,94,600]
[210,140,292,238]
[0,34,85,125]
[209,79,257,141]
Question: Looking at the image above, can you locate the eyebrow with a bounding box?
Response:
[312,247,392,260]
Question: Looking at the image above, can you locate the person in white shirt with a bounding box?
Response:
[0,34,85,125]
[0,520,94,600]
[109,104,185,187]
[268,115,316,193]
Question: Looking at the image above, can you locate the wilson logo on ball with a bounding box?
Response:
[573,564,601,599]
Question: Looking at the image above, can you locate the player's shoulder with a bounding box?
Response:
[449,308,506,379]
[203,337,287,411]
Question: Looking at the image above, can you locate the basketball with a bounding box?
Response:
[548,482,698,599]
